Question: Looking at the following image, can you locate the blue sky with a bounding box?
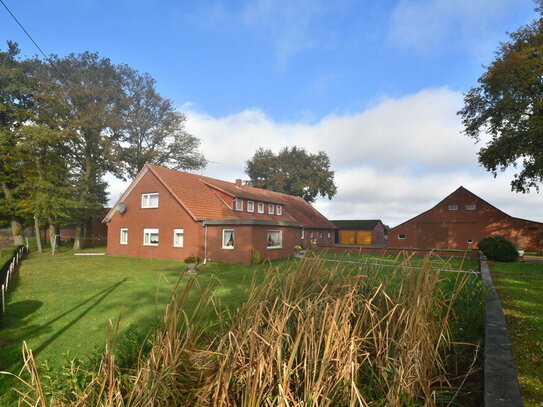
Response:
[2,0,541,225]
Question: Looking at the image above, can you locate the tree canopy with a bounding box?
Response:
[245,146,337,203]
[0,41,207,248]
[459,3,543,192]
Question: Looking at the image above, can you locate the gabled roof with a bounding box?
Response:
[331,220,383,230]
[389,186,543,230]
[104,164,336,229]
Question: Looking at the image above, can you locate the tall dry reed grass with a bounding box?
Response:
[8,255,479,406]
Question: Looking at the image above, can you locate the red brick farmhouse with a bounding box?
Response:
[103,165,336,263]
[388,186,543,252]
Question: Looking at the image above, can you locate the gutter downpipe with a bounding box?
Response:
[204,222,208,264]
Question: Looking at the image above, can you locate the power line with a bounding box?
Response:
[0,0,50,61]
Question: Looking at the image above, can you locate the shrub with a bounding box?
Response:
[183,256,201,264]
[251,248,261,264]
[478,236,519,262]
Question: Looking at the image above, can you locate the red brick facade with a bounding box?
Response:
[388,186,543,252]
[104,165,336,263]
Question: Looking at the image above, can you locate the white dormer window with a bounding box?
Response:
[276,205,282,215]
[269,204,274,214]
[142,193,159,208]
[235,198,243,211]
[258,202,264,213]
[247,201,254,212]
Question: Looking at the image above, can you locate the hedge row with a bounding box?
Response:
[0,245,24,287]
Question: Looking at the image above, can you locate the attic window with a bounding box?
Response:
[466,204,476,210]
[448,204,458,211]
[247,201,254,212]
[142,193,159,208]
[258,202,264,213]
[235,199,243,211]
[276,205,282,215]
[269,204,275,214]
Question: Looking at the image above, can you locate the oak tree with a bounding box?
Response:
[459,3,543,192]
[245,146,337,203]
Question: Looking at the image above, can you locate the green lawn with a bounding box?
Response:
[491,261,543,407]
[0,246,484,405]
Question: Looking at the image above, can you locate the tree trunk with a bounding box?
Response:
[2,182,25,245]
[49,220,57,255]
[34,217,43,253]
[73,224,84,250]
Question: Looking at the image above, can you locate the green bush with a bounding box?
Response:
[183,256,201,264]
[478,236,519,262]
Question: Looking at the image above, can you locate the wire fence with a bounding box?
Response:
[1,246,28,314]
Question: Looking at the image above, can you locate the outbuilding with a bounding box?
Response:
[331,220,387,246]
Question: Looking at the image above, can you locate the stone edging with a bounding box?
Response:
[480,261,524,406]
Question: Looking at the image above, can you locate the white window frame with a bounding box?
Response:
[268,203,274,214]
[247,201,254,212]
[222,229,235,249]
[120,228,128,245]
[173,228,184,248]
[310,232,314,238]
[327,232,331,239]
[466,204,476,210]
[319,232,323,239]
[448,204,458,211]
[235,198,243,211]
[266,230,282,249]
[276,205,282,215]
[143,228,159,246]
[398,234,406,240]
[257,202,264,213]
[141,193,159,208]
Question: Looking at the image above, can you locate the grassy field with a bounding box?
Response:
[0,247,484,405]
[491,261,543,407]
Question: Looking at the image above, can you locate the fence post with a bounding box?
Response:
[1,284,4,314]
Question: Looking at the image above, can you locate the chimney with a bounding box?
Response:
[235,179,242,187]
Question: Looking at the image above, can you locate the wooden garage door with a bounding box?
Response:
[356,231,372,245]
[339,230,355,245]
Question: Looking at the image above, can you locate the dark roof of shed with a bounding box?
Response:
[331,220,383,230]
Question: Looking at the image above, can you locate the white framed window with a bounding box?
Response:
[467,239,473,243]
[235,198,243,211]
[266,230,282,249]
[448,204,458,211]
[268,204,274,214]
[173,229,184,247]
[398,234,406,239]
[247,201,254,212]
[310,232,314,238]
[141,193,159,208]
[222,229,235,249]
[466,204,476,210]
[319,232,323,239]
[120,228,128,245]
[276,205,282,215]
[143,228,159,246]
[327,232,331,239]
[301,229,305,239]
[257,202,264,213]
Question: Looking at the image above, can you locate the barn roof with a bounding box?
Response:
[331,220,383,230]
[104,164,336,230]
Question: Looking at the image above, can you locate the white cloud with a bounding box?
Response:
[388,0,529,55]
[107,87,543,227]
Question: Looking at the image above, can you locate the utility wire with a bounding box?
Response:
[0,0,50,62]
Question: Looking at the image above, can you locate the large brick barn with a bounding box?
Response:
[103,164,336,263]
[388,186,543,252]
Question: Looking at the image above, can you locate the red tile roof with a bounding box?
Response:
[147,165,336,229]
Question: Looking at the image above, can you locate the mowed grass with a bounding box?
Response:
[491,261,543,407]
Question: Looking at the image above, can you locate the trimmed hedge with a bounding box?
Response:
[0,245,24,286]
[478,236,519,262]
